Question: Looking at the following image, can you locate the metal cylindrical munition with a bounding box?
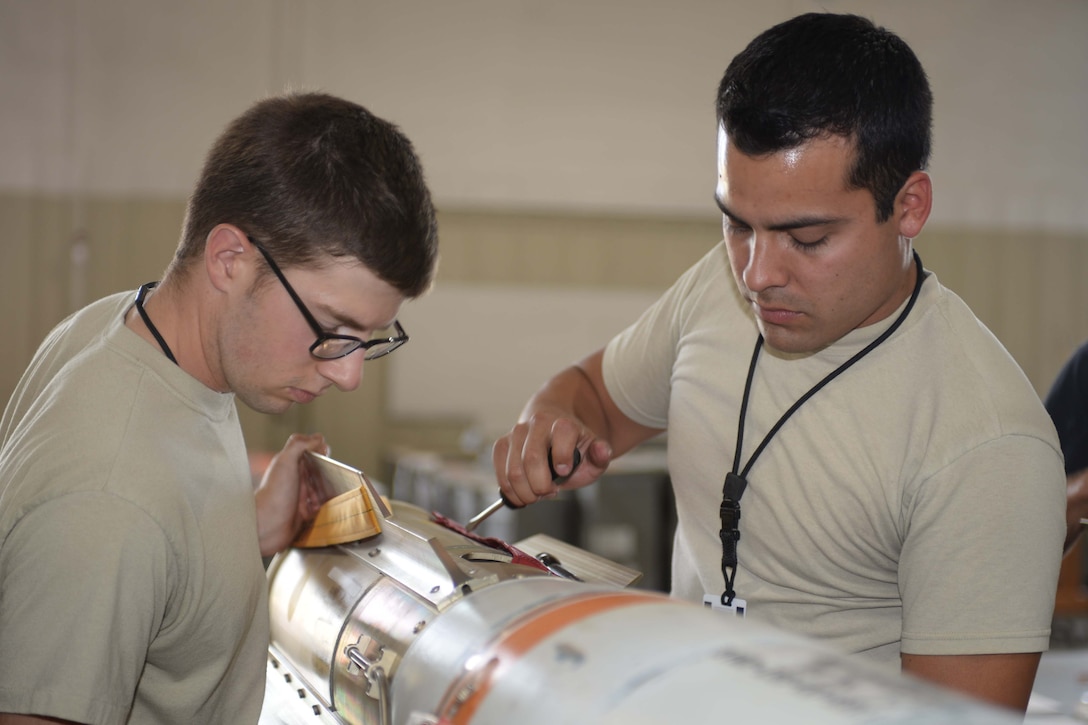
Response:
[265,499,1018,725]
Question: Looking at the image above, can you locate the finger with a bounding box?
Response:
[521,415,563,500]
[308,490,323,516]
[491,436,511,488]
[556,437,614,490]
[291,432,328,454]
[283,433,332,505]
[505,423,541,507]
[493,434,536,508]
[586,437,614,469]
[547,419,584,477]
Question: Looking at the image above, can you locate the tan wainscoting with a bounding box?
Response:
[3,191,1087,478]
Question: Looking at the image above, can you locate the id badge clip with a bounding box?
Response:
[703,593,746,617]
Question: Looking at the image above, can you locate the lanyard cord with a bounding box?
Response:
[134,282,179,365]
[718,252,925,605]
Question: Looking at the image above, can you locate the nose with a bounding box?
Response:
[742,234,788,294]
[316,353,365,393]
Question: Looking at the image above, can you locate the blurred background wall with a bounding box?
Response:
[2,0,1086,479]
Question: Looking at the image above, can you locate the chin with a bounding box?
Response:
[760,328,828,356]
[238,392,294,416]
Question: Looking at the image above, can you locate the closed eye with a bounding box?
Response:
[789,234,829,250]
[726,220,752,236]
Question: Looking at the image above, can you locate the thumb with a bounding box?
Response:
[586,438,614,469]
[285,432,329,457]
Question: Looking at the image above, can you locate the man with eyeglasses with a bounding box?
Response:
[0,93,437,724]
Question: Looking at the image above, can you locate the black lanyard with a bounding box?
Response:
[718,252,925,606]
[134,282,179,365]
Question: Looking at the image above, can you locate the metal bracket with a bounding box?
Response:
[345,635,397,696]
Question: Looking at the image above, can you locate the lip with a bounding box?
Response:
[289,388,318,404]
[751,302,802,326]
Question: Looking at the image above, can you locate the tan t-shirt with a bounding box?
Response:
[0,292,268,723]
[603,243,1065,665]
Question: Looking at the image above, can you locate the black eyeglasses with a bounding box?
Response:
[247,237,408,360]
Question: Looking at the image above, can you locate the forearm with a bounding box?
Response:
[494,349,662,505]
[901,652,1040,713]
[520,365,611,443]
[519,351,658,458]
[254,485,299,557]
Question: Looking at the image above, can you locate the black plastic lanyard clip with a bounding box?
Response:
[719,498,741,567]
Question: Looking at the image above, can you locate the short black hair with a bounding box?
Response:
[174,92,438,297]
[717,13,932,222]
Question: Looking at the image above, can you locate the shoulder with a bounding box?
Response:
[639,241,746,332]
[898,275,1061,464]
[2,292,135,437]
[679,241,735,303]
[920,277,1049,420]
[35,291,134,361]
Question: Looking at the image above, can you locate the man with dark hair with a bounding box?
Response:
[0,92,438,724]
[492,13,1063,712]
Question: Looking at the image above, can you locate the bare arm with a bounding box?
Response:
[492,349,663,506]
[901,652,1040,713]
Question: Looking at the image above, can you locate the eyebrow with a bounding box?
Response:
[312,302,372,335]
[306,283,398,336]
[714,194,847,232]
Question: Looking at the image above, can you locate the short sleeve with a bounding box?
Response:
[0,493,173,724]
[898,435,1065,655]
[604,243,731,429]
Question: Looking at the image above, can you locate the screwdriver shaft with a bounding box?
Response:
[465,497,506,532]
[464,447,582,533]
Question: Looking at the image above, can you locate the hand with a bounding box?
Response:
[492,411,613,507]
[254,432,330,556]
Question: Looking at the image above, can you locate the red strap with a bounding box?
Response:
[430,512,551,573]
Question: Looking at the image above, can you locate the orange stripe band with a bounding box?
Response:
[440,589,667,724]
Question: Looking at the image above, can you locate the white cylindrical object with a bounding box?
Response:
[267,501,1019,725]
[393,578,1017,725]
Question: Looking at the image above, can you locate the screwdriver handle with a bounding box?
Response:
[502,447,583,510]
[548,446,582,485]
[466,447,583,532]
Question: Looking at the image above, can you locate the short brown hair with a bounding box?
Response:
[173,92,438,297]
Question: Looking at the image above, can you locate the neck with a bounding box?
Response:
[126,274,240,394]
[131,282,178,364]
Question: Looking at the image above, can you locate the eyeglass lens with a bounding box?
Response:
[310,325,406,361]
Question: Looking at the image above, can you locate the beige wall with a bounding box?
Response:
[3,0,1085,476]
[3,191,1086,476]
[5,1,1086,233]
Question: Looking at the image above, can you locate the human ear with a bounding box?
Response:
[896,171,932,239]
[204,224,251,293]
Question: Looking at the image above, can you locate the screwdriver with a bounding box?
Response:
[466,447,582,532]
